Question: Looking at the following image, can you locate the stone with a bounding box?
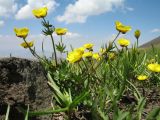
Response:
[0,57,53,120]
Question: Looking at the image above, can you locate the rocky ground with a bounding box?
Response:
[0,57,53,120]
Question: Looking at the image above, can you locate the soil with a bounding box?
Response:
[0,57,52,120]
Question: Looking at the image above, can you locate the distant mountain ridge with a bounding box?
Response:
[140,36,160,48]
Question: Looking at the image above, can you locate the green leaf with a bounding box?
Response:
[137,97,146,112]
[117,110,129,120]
[17,106,68,117]
[56,42,66,53]
[146,107,160,120]
[69,91,89,109]
[47,73,72,107]
[25,105,29,120]
[97,109,109,120]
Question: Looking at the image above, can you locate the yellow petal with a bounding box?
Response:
[55,28,68,35]
[92,53,101,60]
[115,21,131,34]
[14,27,29,38]
[83,52,93,58]
[83,43,94,49]
[20,41,34,48]
[147,63,160,72]
[117,38,130,47]
[137,75,148,80]
[32,7,48,18]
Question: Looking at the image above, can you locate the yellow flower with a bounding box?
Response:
[115,21,131,34]
[20,41,34,48]
[118,38,130,47]
[74,47,85,53]
[92,53,101,60]
[100,48,107,54]
[14,28,29,39]
[137,75,148,80]
[55,28,68,35]
[108,52,116,60]
[83,43,94,49]
[32,7,48,18]
[134,30,141,39]
[147,63,160,72]
[67,48,84,63]
[83,52,93,58]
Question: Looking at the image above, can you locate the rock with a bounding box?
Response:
[0,57,53,120]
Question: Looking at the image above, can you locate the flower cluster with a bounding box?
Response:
[67,43,101,63]
[67,48,84,63]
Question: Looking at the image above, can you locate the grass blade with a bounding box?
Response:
[69,91,89,109]
[147,107,160,120]
[5,104,10,120]
[25,105,29,120]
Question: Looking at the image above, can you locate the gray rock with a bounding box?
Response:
[0,57,53,120]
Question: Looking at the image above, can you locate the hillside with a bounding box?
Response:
[140,36,160,48]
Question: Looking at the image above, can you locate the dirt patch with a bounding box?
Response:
[0,57,52,120]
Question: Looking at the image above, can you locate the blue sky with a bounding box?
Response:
[0,0,160,58]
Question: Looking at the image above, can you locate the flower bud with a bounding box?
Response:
[134,30,141,39]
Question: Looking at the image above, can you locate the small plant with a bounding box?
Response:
[12,6,160,120]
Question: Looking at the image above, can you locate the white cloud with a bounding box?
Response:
[0,0,17,17]
[125,7,134,11]
[0,20,4,27]
[15,0,58,20]
[57,0,125,24]
[0,32,82,58]
[65,32,81,39]
[151,28,160,33]
[52,32,81,39]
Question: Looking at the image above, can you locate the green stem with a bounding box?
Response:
[42,18,58,66]
[59,35,63,62]
[78,62,83,72]
[89,59,101,81]
[82,59,88,71]
[60,35,63,43]
[94,59,104,70]
[23,38,42,60]
[126,79,141,99]
[136,38,139,48]
[111,32,120,52]
[82,59,90,89]
[50,34,58,66]
[113,42,120,52]
[112,32,120,43]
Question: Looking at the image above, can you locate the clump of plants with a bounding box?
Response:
[5,6,160,120]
